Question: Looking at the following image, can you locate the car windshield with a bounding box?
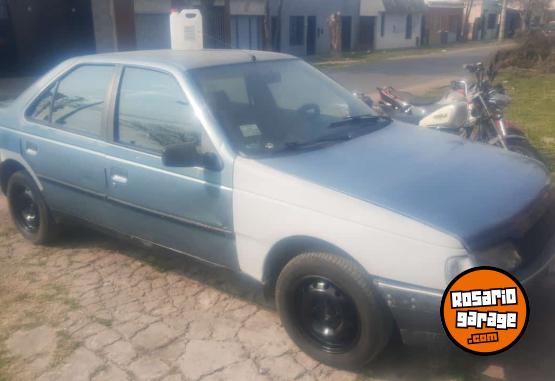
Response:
[189,59,390,156]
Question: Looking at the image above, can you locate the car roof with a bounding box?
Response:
[74,49,296,71]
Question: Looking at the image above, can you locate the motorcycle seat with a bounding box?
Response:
[388,87,446,107]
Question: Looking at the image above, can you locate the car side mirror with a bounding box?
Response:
[162,142,223,171]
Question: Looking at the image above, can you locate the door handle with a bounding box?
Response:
[25,142,38,156]
[111,174,128,185]
[110,167,128,189]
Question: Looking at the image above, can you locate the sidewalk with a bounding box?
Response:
[309,40,517,69]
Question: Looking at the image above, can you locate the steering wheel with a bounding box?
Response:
[297,103,321,120]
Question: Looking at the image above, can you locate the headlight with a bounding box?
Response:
[444,243,522,283]
[473,242,522,272]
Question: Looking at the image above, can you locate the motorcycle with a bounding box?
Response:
[375,62,547,165]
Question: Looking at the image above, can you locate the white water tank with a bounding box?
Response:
[170,9,203,50]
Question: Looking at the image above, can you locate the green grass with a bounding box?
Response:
[497,70,555,169]
[306,40,505,68]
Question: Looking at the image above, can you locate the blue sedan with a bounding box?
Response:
[0,49,553,369]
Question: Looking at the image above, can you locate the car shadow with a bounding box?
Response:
[59,225,555,381]
[58,225,271,307]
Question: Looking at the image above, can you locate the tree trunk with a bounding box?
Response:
[461,0,475,41]
[328,13,341,56]
[272,0,284,51]
[263,0,271,50]
[498,0,508,40]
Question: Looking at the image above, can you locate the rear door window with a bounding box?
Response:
[51,65,114,138]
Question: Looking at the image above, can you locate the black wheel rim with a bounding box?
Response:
[294,276,361,353]
[11,184,40,233]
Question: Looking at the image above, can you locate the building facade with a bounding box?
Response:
[268,0,360,56]
[422,0,463,45]
[466,0,501,41]
[359,0,426,51]
[1,0,97,74]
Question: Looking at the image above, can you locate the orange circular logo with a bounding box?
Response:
[441,267,529,355]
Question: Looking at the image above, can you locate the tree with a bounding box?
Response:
[328,12,342,56]
[461,0,475,41]
[499,0,508,40]
[267,0,284,51]
[514,0,552,30]
[274,0,285,50]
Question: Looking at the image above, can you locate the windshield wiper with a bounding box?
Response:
[328,114,390,129]
[279,134,353,152]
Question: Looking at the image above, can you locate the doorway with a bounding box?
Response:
[358,16,375,51]
[341,16,352,52]
[4,0,96,75]
[306,16,316,55]
[0,0,16,74]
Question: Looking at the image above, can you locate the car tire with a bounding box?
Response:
[276,252,392,370]
[7,170,58,244]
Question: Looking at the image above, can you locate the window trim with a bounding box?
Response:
[109,64,205,157]
[25,82,57,124]
[24,63,117,141]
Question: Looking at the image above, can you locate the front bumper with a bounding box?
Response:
[373,278,444,344]
[373,234,555,345]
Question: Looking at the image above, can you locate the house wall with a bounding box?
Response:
[91,0,117,52]
[424,7,463,45]
[269,0,360,56]
[375,12,423,50]
[134,0,264,50]
[360,0,385,15]
[230,0,265,16]
[134,0,171,49]
[467,0,501,40]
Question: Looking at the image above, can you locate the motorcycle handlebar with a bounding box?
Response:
[463,62,484,73]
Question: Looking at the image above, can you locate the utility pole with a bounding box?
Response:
[498,0,508,40]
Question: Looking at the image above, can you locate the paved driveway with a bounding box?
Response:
[1,196,555,381]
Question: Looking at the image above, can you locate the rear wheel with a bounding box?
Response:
[276,252,392,370]
[7,171,58,244]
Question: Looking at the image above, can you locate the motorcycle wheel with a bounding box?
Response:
[505,139,549,167]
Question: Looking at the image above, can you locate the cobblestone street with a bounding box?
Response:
[1,196,555,381]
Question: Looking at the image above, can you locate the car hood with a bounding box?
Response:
[258,124,552,251]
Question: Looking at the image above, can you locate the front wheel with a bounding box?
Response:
[276,252,392,370]
[505,139,549,166]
